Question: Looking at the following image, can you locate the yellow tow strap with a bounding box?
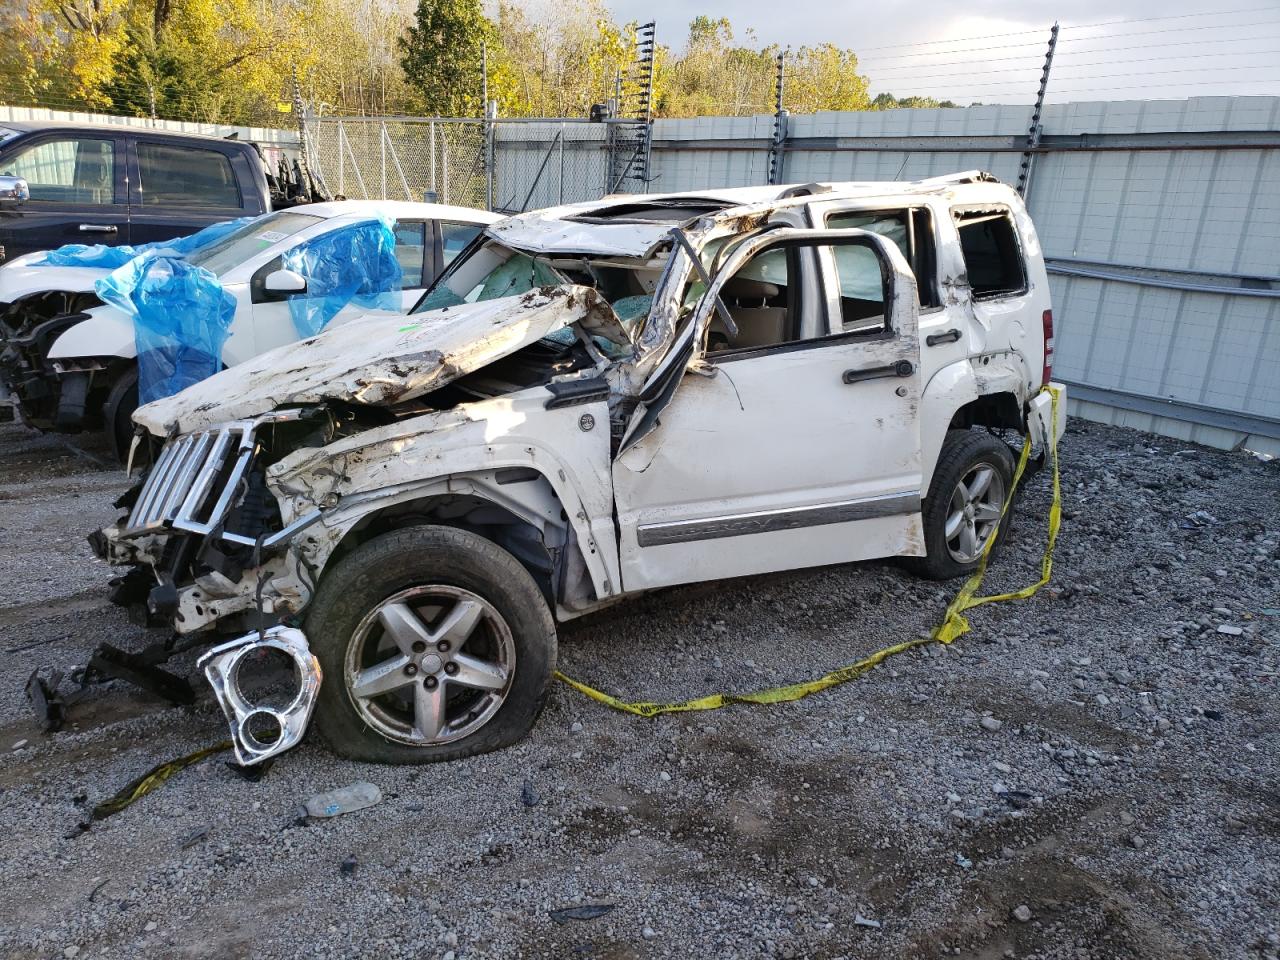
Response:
[91,740,233,821]
[554,387,1063,718]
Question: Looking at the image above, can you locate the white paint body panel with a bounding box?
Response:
[133,285,612,435]
[0,255,106,302]
[613,346,926,590]
[269,389,623,603]
[46,303,133,360]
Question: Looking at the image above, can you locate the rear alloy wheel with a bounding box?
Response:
[944,462,1007,564]
[910,430,1016,580]
[307,524,556,764]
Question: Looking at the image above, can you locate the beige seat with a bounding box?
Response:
[708,275,791,350]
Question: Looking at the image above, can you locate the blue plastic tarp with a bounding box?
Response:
[282,217,402,338]
[36,217,253,269]
[96,256,236,405]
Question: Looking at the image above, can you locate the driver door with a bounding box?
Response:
[612,228,925,591]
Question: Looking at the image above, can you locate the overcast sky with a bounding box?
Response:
[606,0,1280,104]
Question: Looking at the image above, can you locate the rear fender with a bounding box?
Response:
[920,355,1030,490]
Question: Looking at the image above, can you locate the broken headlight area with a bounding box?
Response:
[198,626,322,766]
[0,291,103,428]
[98,405,372,632]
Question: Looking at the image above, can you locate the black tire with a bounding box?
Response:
[305,524,557,764]
[103,366,139,464]
[909,429,1017,581]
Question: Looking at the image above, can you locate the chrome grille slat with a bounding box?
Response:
[145,436,196,526]
[177,431,233,523]
[131,440,180,527]
[123,425,253,538]
[162,433,215,524]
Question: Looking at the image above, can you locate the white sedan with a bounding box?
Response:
[35,200,498,455]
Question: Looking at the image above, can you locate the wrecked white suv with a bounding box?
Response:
[92,172,1066,766]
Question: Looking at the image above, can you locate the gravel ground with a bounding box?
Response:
[0,417,1277,960]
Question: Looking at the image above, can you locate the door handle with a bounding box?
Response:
[78,224,118,234]
[842,359,914,384]
[926,328,962,347]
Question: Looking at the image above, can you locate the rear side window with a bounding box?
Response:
[2,137,116,204]
[392,220,427,286]
[954,208,1026,300]
[826,208,938,308]
[137,142,240,207]
[440,221,484,266]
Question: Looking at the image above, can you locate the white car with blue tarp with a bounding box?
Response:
[2,200,498,457]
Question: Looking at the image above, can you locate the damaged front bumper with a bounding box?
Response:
[198,626,323,766]
[89,410,334,762]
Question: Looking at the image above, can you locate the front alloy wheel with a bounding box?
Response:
[346,586,515,746]
[307,524,557,764]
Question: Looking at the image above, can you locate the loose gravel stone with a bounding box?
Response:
[0,419,1276,959]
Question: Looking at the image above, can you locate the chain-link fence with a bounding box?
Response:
[304,116,651,213]
[305,117,489,208]
[491,119,619,212]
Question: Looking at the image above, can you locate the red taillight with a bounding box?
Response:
[1041,309,1054,385]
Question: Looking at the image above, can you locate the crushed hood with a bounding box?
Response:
[0,254,106,303]
[134,284,626,436]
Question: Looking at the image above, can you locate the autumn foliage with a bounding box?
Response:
[0,0,952,124]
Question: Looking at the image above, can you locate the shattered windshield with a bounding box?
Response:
[184,211,321,277]
[413,237,664,337]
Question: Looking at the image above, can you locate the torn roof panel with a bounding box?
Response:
[487,173,1005,257]
[132,285,609,436]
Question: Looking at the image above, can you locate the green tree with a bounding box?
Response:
[399,0,491,117]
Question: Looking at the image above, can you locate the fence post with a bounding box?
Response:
[442,129,450,204]
[429,119,437,198]
[485,100,497,211]
[337,121,345,196]
[1018,21,1059,198]
[769,53,788,185]
[290,66,315,199]
[380,121,387,200]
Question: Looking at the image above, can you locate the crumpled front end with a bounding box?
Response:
[90,407,352,763]
[0,287,105,430]
[92,407,335,634]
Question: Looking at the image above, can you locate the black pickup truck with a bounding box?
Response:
[0,121,290,263]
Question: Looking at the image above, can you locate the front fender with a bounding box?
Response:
[267,387,622,603]
[47,304,135,361]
